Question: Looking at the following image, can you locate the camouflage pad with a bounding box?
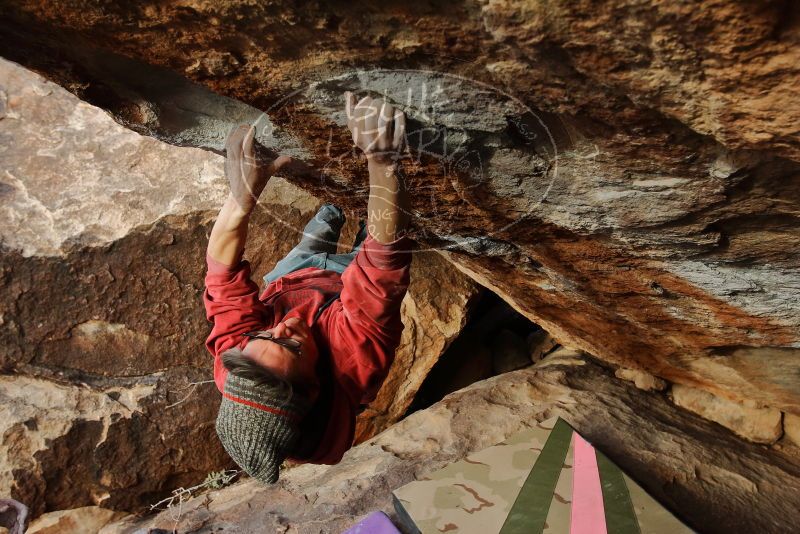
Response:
[392,417,693,534]
[394,418,558,533]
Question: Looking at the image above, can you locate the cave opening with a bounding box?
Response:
[405,289,559,416]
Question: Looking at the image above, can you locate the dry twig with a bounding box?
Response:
[166,380,215,409]
[149,469,240,530]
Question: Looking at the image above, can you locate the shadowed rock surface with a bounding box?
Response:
[1,0,798,417]
[0,59,478,516]
[106,350,800,534]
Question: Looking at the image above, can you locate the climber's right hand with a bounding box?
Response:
[224,124,291,212]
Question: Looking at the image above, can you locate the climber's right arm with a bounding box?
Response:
[204,125,291,390]
[207,195,253,267]
[207,124,291,266]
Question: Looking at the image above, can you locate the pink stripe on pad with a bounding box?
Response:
[571,433,607,534]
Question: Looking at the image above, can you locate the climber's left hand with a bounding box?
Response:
[345,92,406,165]
[224,124,291,213]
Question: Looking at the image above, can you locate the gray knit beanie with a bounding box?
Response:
[216,373,312,484]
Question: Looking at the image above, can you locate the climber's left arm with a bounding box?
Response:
[333,235,411,405]
[322,94,412,406]
[345,92,410,243]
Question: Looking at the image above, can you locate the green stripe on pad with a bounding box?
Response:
[596,449,641,534]
[499,418,573,534]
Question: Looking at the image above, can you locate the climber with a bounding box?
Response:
[203,92,410,483]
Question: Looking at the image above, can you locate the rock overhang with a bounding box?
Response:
[2,0,799,446]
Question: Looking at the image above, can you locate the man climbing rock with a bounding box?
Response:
[204,93,411,483]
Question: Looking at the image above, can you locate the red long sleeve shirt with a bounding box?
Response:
[203,236,411,464]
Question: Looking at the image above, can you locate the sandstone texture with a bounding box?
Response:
[27,506,126,534]
[0,59,476,516]
[108,350,800,534]
[0,0,797,420]
[670,384,784,444]
[0,57,232,517]
[527,329,559,363]
[616,367,668,392]
[785,413,800,448]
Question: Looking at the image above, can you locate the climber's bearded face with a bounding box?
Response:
[242,317,321,400]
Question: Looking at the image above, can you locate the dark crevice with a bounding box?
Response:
[406,289,557,415]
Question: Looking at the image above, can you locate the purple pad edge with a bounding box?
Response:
[342,511,401,534]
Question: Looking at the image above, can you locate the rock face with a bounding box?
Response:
[786,413,800,448]
[0,59,476,516]
[670,384,783,444]
[27,507,126,534]
[1,0,797,420]
[109,350,800,534]
[0,57,231,516]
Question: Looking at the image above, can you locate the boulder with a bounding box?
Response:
[615,367,668,392]
[0,56,232,516]
[1,0,797,416]
[0,59,475,516]
[527,329,559,363]
[108,350,800,534]
[3,3,800,529]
